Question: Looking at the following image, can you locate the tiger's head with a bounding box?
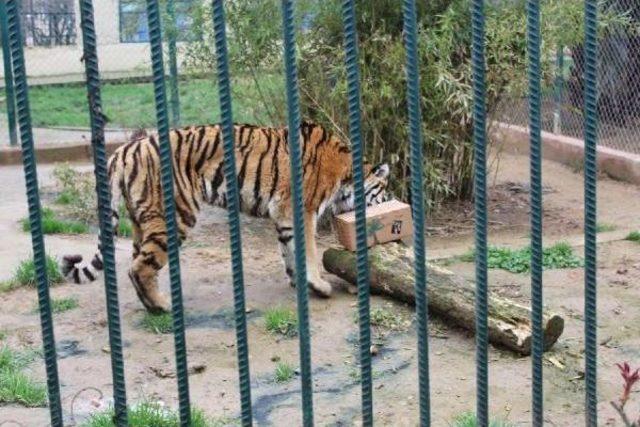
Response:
[332,163,391,215]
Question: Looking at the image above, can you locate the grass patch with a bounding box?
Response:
[0,331,5,341]
[596,223,616,233]
[81,402,224,427]
[461,242,583,273]
[274,362,295,383]
[1,255,64,292]
[625,231,640,243]
[0,346,47,407]
[4,76,283,129]
[47,297,79,314]
[451,412,514,427]
[21,207,89,235]
[264,307,297,337]
[140,312,173,334]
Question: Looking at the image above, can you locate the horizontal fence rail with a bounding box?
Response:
[3,0,601,425]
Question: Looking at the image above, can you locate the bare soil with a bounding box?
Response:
[0,151,639,426]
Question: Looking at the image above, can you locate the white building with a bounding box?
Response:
[1,0,195,86]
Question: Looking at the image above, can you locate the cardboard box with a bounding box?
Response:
[333,199,413,251]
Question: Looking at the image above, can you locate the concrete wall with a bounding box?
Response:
[493,122,640,186]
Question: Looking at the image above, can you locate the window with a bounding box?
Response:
[119,0,196,44]
[20,0,76,47]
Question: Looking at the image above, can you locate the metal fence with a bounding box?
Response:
[497,0,640,155]
[2,0,599,426]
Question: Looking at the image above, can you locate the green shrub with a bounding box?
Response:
[1,255,64,292]
[462,242,583,273]
[21,207,89,235]
[625,231,640,243]
[0,346,47,407]
[274,362,295,383]
[49,297,79,314]
[140,313,173,334]
[185,0,627,208]
[264,307,297,337]
[81,402,218,427]
[451,412,514,427]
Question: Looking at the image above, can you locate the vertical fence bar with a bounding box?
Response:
[471,0,489,425]
[78,1,128,425]
[0,0,18,146]
[166,0,180,127]
[341,1,373,424]
[280,1,314,425]
[5,1,62,425]
[583,0,598,425]
[526,1,544,426]
[145,1,191,425]
[553,47,564,134]
[211,1,253,425]
[402,0,431,425]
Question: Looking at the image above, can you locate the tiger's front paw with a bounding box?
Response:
[309,278,332,298]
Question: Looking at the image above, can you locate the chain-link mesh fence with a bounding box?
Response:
[497,0,640,155]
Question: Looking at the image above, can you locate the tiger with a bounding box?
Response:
[61,121,390,313]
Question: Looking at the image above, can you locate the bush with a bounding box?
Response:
[184,0,625,208]
[1,255,64,292]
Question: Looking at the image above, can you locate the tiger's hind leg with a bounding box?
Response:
[128,217,171,313]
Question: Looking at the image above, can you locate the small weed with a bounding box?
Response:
[0,346,47,407]
[0,331,5,341]
[81,402,218,427]
[51,164,97,223]
[264,307,297,337]
[353,304,409,332]
[49,297,79,314]
[596,223,616,233]
[370,306,407,331]
[1,255,64,292]
[625,231,640,243]
[274,362,295,383]
[21,207,89,235]
[141,312,173,334]
[348,367,383,382]
[461,242,583,273]
[451,412,514,427]
[458,249,476,263]
[55,189,75,205]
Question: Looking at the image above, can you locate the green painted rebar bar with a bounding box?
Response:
[553,47,564,134]
[5,0,62,424]
[341,1,373,424]
[166,0,180,127]
[211,1,253,425]
[526,1,544,425]
[0,0,18,146]
[583,0,598,425]
[145,1,191,425]
[471,0,489,425]
[402,0,431,425]
[78,1,128,425]
[280,1,314,425]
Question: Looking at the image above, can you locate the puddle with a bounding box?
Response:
[185,307,262,330]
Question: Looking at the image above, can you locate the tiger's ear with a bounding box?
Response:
[372,163,390,179]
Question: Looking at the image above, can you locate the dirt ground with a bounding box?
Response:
[0,151,639,426]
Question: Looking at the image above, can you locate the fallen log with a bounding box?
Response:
[323,243,564,355]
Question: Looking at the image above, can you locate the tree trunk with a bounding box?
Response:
[322,243,564,355]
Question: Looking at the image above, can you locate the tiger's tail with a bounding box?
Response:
[61,152,125,284]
